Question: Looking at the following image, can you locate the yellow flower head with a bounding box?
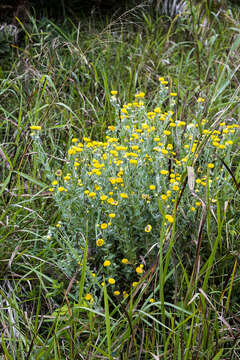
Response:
[100,195,108,201]
[208,163,214,169]
[104,260,111,267]
[114,290,120,296]
[57,187,65,192]
[135,92,145,98]
[55,169,62,177]
[163,130,171,136]
[145,224,152,233]
[136,266,143,274]
[85,293,92,301]
[160,170,168,175]
[101,223,108,230]
[161,149,168,155]
[96,238,104,247]
[165,214,174,223]
[30,125,41,130]
[121,258,129,264]
[129,159,138,165]
[108,278,115,285]
[68,148,76,155]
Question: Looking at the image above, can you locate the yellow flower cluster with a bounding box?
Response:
[47,80,238,297]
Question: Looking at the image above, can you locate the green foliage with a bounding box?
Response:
[0,2,240,358]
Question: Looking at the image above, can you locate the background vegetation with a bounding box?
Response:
[0,0,239,358]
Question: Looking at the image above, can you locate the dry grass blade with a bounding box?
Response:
[199,288,235,339]
[184,166,207,301]
[7,245,20,269]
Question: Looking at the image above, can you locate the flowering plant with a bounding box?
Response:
[33,77,238,302]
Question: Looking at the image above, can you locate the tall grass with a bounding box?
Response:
[0,2,240,358]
